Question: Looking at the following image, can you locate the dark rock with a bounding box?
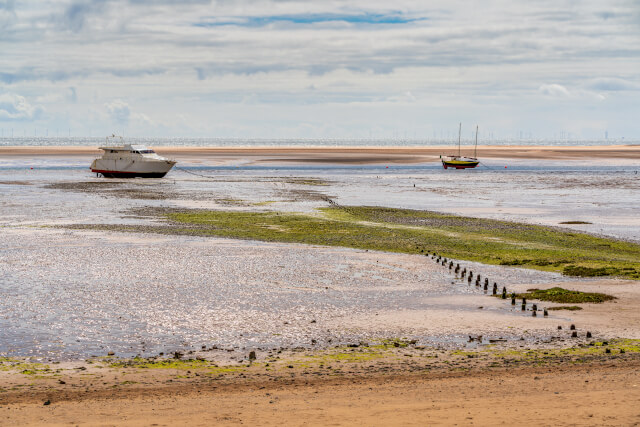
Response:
[43,400,51,406]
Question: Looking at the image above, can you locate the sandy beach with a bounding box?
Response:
[1,347,639,426]
[2,144,640,164]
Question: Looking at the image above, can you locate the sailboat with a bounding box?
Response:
[441,123,480,169]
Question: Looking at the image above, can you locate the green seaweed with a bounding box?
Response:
[157,206,640,279]
[517,287,615,304]
[546,305,583,311]
[65,205,640,279]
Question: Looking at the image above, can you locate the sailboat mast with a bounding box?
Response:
[474,125,478,158]
[458,123,461,156]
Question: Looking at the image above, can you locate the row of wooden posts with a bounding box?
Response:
[431,253,549,317]
[428,252,594,338]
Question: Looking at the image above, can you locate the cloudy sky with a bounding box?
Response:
[1,0,639,140]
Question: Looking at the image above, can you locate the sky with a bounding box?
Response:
[1,0,639,140]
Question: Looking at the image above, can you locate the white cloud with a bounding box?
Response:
[538,84,570,97]
[0,93,43,121]
[105,99,131,126]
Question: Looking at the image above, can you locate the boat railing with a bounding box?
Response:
[103,134,125,147]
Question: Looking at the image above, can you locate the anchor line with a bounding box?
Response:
[173,166,220,179]
[478,162,500,171]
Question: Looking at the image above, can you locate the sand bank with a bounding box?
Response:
[1,351,638,426]
[1,144,640,164]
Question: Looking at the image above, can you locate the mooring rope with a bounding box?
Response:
[478,161,502,171]
[173,165,221,179]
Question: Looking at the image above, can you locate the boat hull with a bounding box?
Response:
[91,158,176,178]
[91,170,171,178]
[442,160,479,169]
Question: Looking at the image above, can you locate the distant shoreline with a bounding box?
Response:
[1,144,640,164]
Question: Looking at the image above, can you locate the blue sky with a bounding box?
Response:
[1,0,639,140]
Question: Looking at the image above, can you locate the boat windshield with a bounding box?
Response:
[132,149,155,154]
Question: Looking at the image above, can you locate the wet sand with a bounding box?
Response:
[2,144,640,164]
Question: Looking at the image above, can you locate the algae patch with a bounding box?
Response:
[517,287,615,304]
[67,205,640,280]
[547,305,584,311]
[160,206,640,279]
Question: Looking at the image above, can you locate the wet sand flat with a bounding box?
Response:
[2,144,640,164]
[1,148,640,425]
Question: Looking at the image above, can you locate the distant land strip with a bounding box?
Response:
[2,145,640,163]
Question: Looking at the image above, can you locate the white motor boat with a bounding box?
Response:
[91,135,176,178]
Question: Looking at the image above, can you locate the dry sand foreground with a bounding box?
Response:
[2,358,639,426]
[2,144,640,164]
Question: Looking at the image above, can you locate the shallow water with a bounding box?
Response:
[0,158,637,360]
[0,229,567,360]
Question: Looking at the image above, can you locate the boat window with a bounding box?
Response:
[139,149,155,154]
